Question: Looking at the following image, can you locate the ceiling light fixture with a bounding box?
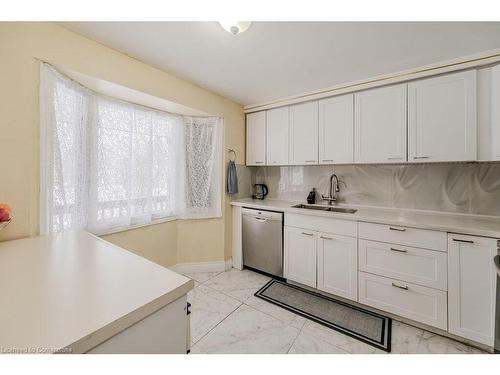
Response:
[218,21,252,35]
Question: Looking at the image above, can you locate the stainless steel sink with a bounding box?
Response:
[292,204,357,214]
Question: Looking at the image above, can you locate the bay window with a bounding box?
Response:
[40,63,222,235]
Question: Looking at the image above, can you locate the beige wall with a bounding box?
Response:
[0,22,245,267]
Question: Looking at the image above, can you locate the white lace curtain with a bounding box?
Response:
[183,116,223,219]
[40,63,222,234]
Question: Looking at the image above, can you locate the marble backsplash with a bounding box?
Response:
[232,163,500,216]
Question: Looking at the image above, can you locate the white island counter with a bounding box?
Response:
[0,231,193,354]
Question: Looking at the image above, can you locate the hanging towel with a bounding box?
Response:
[226,160,239,194]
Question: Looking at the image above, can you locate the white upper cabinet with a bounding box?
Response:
[266,107,289,165]
[490,65,500,160]
[318,94,354,164]
[408,70,477,162]
[477,65,500,161]
[246,69,484,166]
[354,84,407,163]
[246,111,266,166]
[448,234,497,346]
[477,67,493,161]
[289,101,319,165]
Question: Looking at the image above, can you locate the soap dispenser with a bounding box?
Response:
[306,188,316,204]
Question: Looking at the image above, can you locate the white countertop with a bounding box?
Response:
[0,231,193,354]
[231,198,500,238]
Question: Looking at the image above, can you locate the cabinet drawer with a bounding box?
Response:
[285,213,357,237]
[359,272,447,330]
[359,222,447,251]
[359,240,447,290]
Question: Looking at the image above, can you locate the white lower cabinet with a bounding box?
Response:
[88,295,188,354]
[358,239,447,290]
[358,272,448,330]
[317,233,358,301]
[284,226,317,288]
[280,212,498,348]
[448,234,498,346]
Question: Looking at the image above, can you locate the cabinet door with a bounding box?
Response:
[317,233,357,301]
[266,107,289,165]
[491,65,500,160]
[246,111,266,166]
[319,94,354,164]
[408,70,477,162]
[289,101,319,165]
[354,84,407,163]
[284,226,317,288]
[448,234,497,346]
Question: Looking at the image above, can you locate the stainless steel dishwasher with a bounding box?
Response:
[242,208,283,278]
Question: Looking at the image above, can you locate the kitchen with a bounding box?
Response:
[230,49,500,354]
[1,6,500,375]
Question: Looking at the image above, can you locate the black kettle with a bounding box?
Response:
[252,184,268,200]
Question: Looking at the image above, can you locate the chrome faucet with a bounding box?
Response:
[322,173,340,205]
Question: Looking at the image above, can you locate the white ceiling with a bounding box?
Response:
[63,22,500,106]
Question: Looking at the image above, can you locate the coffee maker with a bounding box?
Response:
[252,184,268,200]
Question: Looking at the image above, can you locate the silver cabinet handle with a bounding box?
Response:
[413,156,430,159]
[255,217,267,222]
[390,247,407,253]
[301,232,314,236]
[392,282,409,290]
[320,236,333,240]
[322,159,334,162]
[387,157,403,160]
[254,161,264,164]
[389,226,406,232]
[304,160,316,163]
[452,238,474,244]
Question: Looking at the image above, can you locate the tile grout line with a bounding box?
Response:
[242,298,306,331]
[192,271,223,285]
[286,318,306,354]
[286,320,354,354]
[190,302,244,352]
[187,271,241,350]
[200,281,248,303]
[187,273,242,347]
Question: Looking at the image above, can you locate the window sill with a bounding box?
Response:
[96,216,179,237]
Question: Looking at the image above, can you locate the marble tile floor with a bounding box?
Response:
[182,268,486,354]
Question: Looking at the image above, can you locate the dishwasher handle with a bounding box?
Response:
[241,208,283,222]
